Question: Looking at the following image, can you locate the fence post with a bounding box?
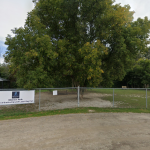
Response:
[113,88,114,108]
[146,88,147,109]
[78,86,80,107]
[39,89,41,111]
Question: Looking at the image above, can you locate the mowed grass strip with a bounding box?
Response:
[0,107,150,120]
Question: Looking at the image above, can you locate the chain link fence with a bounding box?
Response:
[80,88,149,109]
[0,87,149,116]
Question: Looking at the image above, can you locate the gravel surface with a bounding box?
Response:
[0,113,150,150]
[35,92,113,111]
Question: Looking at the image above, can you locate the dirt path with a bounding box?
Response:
[0,113,150,150]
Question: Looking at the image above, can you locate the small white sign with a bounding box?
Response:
[0,90,35,105]
[53,90,57,95]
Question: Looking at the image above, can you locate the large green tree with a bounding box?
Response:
[4,0,150,88]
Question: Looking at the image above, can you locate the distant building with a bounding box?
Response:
[0,77,10,88]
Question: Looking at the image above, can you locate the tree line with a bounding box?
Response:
[2,0,150,88]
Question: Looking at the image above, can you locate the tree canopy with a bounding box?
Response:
[4,0,150,88]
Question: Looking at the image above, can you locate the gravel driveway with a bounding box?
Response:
[0,113,150,150]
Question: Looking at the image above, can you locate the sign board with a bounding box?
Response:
[53,90,57,95]
[0,90,35,105]
[122,86,127,88]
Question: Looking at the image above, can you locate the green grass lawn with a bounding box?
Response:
[85,89,150,108]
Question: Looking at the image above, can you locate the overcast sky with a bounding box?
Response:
[114,0,150,20]
[0,0,34,63]
[0,0,150,63]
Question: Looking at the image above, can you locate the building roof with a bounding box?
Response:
[0,77,9,81]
